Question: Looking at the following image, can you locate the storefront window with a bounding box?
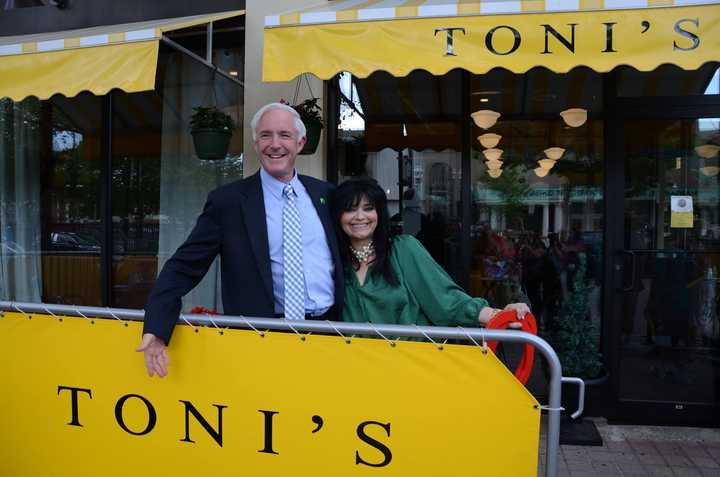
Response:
[620,116,720,403]
[110,47,243,310]
[1,97,44,302]
[111,91,162,309]
[44,94,104,305]
[470,118,604,330]
[1,41,243,309]
[335,67,605,392]
[1,94,104,305]
[470,68,605,390]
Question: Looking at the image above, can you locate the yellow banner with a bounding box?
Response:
[0,312,539,476]
[264,5,720,81]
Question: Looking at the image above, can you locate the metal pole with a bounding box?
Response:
[0,300,565,477]
[100,93,113,306]
[206,21,214,63]
[161,36,244,88]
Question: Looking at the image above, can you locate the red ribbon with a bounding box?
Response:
[486,310,538,385]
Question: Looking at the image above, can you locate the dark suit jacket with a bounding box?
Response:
[143,171,343,344]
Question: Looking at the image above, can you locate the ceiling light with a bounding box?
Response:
[695,144,720,158]
[478,133,501,149]
[560,108,587,127]
[486,160,503,170]
[229,70,239,77]
[488,169,502,178]
[701,166,720,177]
[538,158,556,170]
[480,98,489,103]
[482,148,503,161]
[534,167,549,177]
[471,110,501,129]
[544,147,565,160]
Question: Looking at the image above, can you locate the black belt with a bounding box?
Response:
[275,306,337,321]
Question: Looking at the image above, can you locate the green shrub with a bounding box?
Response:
[548,255,603,379]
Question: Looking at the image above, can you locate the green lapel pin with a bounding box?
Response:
[320,197,326,205]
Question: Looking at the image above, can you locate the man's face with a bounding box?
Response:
[253,108,306,182]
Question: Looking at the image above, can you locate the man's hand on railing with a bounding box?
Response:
[135,333,169,378]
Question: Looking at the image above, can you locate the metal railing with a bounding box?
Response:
[0,300,583,477]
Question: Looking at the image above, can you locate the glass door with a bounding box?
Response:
[612,115,720,425]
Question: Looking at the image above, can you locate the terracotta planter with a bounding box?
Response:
[191,128,232,160]
[300,121,322,155]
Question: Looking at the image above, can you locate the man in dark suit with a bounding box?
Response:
[136,103,343,377]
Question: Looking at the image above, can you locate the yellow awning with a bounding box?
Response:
[263,0,720,81]
[0,10,245,101]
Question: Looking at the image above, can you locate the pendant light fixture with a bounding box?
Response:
[544,147,565,160]
[486,160,503,171]
[701,166,720,177]
[538,158,556,170]
[488,169,502,178]
[478,133,501,149]
[482,148,503,161]
[534,167,549,178]
[695,144,720,159]
[560,108,587,127]
[471,110,501,129]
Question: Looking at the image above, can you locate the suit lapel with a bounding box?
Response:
[239,172,274,302]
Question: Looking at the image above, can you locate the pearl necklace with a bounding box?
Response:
[350,241,375,263]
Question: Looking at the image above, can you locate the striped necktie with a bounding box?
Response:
[282,184,305,320]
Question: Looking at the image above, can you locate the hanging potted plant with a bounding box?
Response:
[189,106,236,160]
[281,98,324,155]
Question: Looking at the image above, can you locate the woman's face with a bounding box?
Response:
[340,196,378,245]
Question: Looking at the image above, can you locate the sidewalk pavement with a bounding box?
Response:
[539,418,720,476]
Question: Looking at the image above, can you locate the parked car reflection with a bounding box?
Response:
[49,232,101,253]
[1,239,25,254]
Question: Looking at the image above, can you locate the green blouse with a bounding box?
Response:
[341,235,489,327]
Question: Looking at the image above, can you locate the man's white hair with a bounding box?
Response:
[251,102,306,141]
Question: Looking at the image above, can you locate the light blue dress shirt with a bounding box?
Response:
[260,168,335,317]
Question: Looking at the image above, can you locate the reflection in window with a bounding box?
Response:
[2,0,49,10]
[704,68,720,95]
[0,14,245,309]
[470,117,604,333]
[43,94,103,305]
[334,67,607,393]
[0,98,43,302]
[0,94,104,305]
[111,47,244,310]
[624,118,720,252]
[469,67,604,351]
[338,71,464,282]
[338,72,365,132]
[620,117,719,403]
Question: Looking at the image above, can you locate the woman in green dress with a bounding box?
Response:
[330,178,530,327]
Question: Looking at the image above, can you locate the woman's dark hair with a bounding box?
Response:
[330,178,398,286]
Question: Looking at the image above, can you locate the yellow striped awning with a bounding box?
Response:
[0,10,244,102]
[263,0,720,81]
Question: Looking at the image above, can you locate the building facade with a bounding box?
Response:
[1,0,719,426]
